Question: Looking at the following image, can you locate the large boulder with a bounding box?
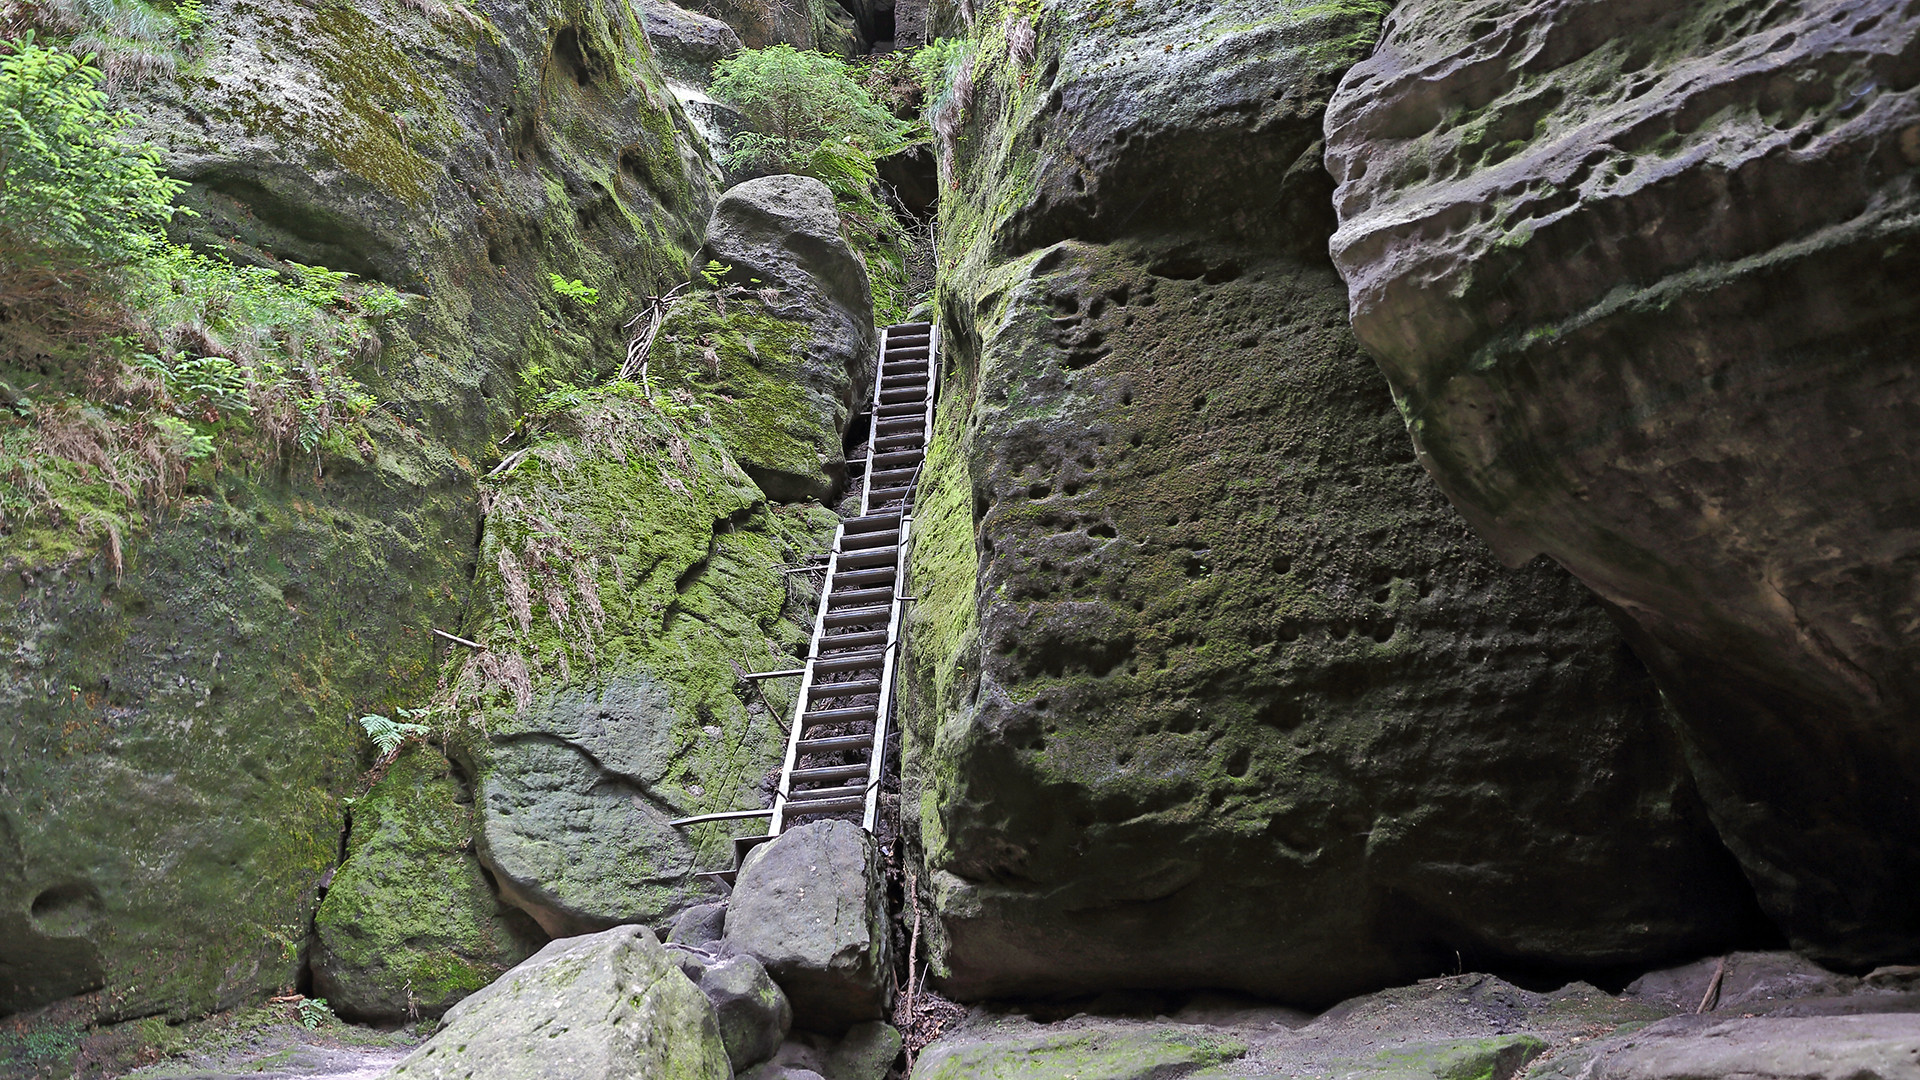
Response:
[725,820,893,1032]
[1324,0,1920,967]
[386,925,731,1080]
[688,174,878,501]
[449,399,837,937]
[900,0,1767,1005]
[310,745,543,1021]
[638,0,743,85]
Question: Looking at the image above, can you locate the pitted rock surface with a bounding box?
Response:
[1325,0,1920,966]
[900,0,1766,1005]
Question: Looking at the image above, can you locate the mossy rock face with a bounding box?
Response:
[0,452,479,1021]
[445,397,835,936]
[899,0,1767,1005]
[0,0,717,1023]
[914,1024,1247,1080]
[310,744,545,1021]
[1325,0,1920,968]
[650,294,843,506]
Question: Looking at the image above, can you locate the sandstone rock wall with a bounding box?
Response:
[1,0,722,1021]
[899,0,1768,1004]
[1325,0,1920,967]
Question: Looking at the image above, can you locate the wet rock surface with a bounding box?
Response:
[1325,0,1920,966]
[387,925,730,1080]
[902,0,1766,1006]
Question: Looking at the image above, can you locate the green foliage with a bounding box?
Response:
[169,0,205,41]
[709,45,914,176]
[547,272,600,306]
[294,997,333,1029]
[0,34,406,569]
[125,244,394,452]
[360,710,430,757]
[0,32,186,265]
[0,1020,84,1071]
[699,260,732,288]
[911,37,972,104]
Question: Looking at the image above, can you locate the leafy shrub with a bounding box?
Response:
[709,44,914,176]
[0,31,184,270]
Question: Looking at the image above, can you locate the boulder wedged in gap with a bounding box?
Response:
[725,820,894,1032]
[669,174,878,503]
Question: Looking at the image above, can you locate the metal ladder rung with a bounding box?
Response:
[818,629,888,650]
[808,679,881,699]
[843,512,903,534]
[789,763,872,782]
[811,651,885,675]
[827,586,894,608]
[831,567,896,590]
[839,530,899,551]
[801,705,877,728]
[781,796,867,816]
[823,604,891,628]
[837,546,900,568]
[797,734,876,753]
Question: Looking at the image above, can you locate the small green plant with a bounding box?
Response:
[548,273,599,306]
[170,0,205,41]
[699,260,732,288]
[358,709,429,757]
[910,37,972,101]
[295,997,333,1029]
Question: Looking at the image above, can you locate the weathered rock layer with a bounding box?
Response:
[1326,0,1920,966]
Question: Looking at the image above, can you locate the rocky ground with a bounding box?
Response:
[911,953,1920,1080]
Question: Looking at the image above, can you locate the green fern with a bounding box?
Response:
[358,710,428,757]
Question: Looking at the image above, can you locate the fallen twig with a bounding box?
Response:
[1697,955,1727,1013]
[432,628,488,651]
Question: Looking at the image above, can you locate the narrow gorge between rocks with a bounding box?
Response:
[1,0,1918,1077]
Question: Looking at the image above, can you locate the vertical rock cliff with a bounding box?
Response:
[1,0,717,1021]
[1325,0,1920,967]
[900,0,1768,1004]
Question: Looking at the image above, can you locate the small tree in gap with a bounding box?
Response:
[709,44,912,181]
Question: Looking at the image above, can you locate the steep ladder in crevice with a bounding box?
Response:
[766,320,937,839]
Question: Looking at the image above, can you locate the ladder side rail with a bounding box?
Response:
[770,523,846,836]
[922,322,941,455]
[860,326,891,517]
[864,514,913,832]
